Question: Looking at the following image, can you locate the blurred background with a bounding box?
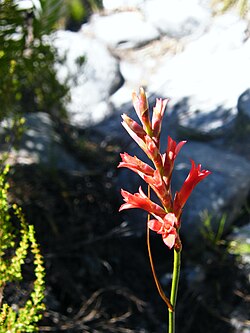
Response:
[0,0,250,332]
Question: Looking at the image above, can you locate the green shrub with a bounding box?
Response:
[0,165,45,332]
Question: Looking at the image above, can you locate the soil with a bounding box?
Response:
[5,135,249,333]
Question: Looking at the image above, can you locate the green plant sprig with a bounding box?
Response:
[0,166,45,332]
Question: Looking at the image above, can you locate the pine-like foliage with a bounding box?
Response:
[0,166,45,332]
[0,0,69,122]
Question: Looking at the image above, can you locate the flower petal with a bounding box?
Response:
[152,98,169,146]
[132,87,152,134]
[163,213,178,228]
[119,188,166,218]
[122,114,147,149]
[118,152,154,176]
[148,219,163,233]
[162,233,176,249]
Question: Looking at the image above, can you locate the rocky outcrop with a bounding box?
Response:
[149,13,250,139]
[142,0,211,39]
[82,11,160,49]
[53,30,123,128]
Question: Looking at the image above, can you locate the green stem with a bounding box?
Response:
[168,249,181,333]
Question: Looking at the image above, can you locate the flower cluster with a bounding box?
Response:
[118,88,211,250]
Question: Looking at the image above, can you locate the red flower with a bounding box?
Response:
[162,136,186,187]
[121,113,147,150]
[152,98,169,147]
[118,152,154,176]
[132,87,152,135]
[119,187,166,218]
[174,160,211,218]
[122,114,163,170]
[148,213,178,249]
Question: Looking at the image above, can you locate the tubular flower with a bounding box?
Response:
[132,87,152,135]
[174,160,211,219]
[119,187,166,218]
[122,114,163,170]
[162,136,187,187]
[121,113,147,149]
[148,213,179,249]
[118,152,154,176]
[152,98,169,147]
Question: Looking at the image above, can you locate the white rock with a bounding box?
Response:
[82,11,160,49]
[142,0,211,39]
[109,85,133,109]
[103,0,144,11]
[149,13,250,137]
[119,61,145,85]
[52,30,122,128]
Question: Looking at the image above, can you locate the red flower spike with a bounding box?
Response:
[152,98,169,147]
[174,160,211,218]
[148,213,178,249]
[119,187,166,218]
[118,87,211,250]
[132,87,152,135]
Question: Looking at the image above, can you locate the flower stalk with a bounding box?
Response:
[169,248,181,333]
[118,88,211,331]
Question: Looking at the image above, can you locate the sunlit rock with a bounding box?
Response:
[52,30,122,128]
[149,13,250,139]
[82,11,160,49]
